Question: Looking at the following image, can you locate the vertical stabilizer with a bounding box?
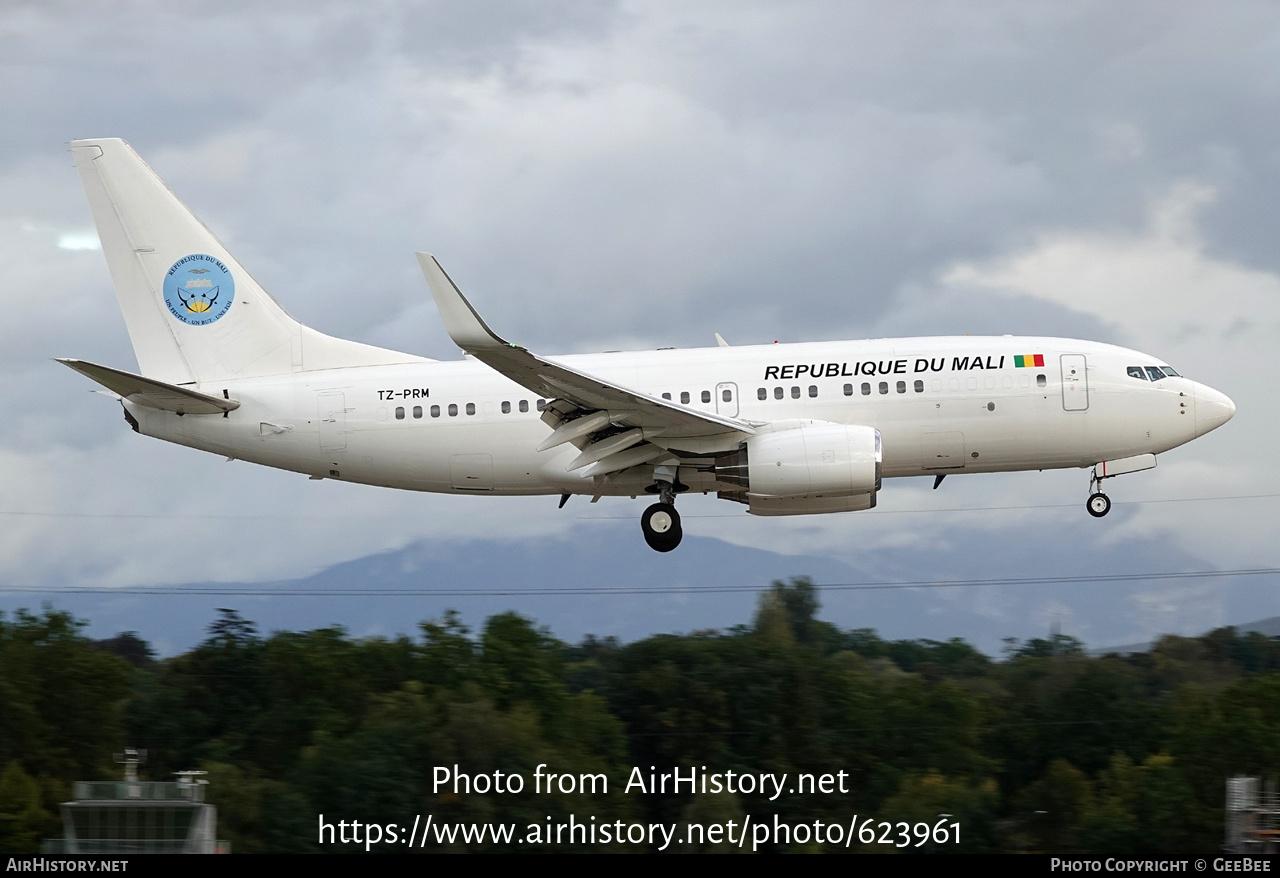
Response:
[71,138,424,384]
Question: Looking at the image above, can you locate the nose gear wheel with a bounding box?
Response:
[1087,492,1111,518]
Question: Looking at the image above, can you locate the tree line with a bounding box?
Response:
[3,578,1280,853]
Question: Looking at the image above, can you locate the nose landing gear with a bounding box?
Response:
[1086,469,1111,518]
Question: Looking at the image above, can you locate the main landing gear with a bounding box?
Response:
[641,465,684,552]
[641,502,682,552]
[1086,469,1111,518]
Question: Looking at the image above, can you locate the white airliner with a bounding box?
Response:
[61,139,1236,551]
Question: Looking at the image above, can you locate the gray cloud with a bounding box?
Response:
[1,2,1276,645]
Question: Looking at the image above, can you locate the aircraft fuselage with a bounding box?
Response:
[134,335,1229,501]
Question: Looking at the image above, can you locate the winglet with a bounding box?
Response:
[416,252,512,353]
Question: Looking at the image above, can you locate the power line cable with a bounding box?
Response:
[0,492,1276,522]
[3,567,1276,597]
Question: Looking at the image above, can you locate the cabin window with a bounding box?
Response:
[1161,366,1180,377]
[758,387,767,400]
[1127,366,1147,380]
[413,405,423,419]
[1145,366,1166,381]
[1036,374,1046,388]
[502,401,511,413]
[537,399,547,411]
[896,381,906,394]
[466,403,476,416]
[519,400,529,413]
[702,390,712,404]
[861,383,871,396]
[722,388,732,403]
[791,386,800,399]
[395,406,405,420]
[914,380,924,393]
[431,405,440,418]
[448,404,458,417]
[662,392,672,400]
[843,383,853,396]
[774,387,784,400]
[680,391,690,404]
[878,382,888,395]
[808,385,818,398]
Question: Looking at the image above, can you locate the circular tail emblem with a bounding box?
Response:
[163,254,235,325]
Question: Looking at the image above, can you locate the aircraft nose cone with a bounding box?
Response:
[1194,383,1236,437]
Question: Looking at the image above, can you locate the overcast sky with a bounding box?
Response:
[2,1,1277,648]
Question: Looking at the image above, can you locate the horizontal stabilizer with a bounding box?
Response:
[57,358,239,415]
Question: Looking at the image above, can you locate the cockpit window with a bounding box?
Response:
[1145,366,1166,381]
[1160,366,1180,377]
[1127,366,1148,380]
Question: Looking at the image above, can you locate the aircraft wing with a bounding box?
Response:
[57,358,240,415]
[417,253,756,441]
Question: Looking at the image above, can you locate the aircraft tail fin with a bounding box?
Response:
[70,138,423,384]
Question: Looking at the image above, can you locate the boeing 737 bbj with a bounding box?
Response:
[61,139,1236,551]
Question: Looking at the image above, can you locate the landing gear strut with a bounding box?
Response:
[1086,469,1111,518]
[641,467,683,552]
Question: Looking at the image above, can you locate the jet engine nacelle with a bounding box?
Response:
[714,423,882,509]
